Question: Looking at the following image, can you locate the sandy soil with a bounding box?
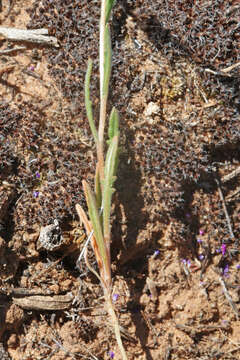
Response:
[0,1,240,359]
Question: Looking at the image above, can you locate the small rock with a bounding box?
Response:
[37,220,64,251]
[144,102,160,117]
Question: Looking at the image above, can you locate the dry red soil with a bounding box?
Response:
[0,1,240,359]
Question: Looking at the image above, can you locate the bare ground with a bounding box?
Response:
[0,1,240,359]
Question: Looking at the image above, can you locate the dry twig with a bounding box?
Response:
[218,276,239,320]
[12,292,73,310]
[215,179,235,241]
[0,46,26,55]
[0,27,59,47]
[221,166,240,183]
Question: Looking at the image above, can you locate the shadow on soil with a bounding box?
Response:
[111,130,157,359]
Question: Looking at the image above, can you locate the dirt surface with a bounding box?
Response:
[0,0,240,359]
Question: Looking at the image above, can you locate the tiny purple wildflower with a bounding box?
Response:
[197,238,202,243]
[112,294,119,302]
[33,191,39,198]
[216,248,221,253]
[182,259,191,267]
[29,65,35,71]
[199,254,204,261]
[236,264,240,270]
[153,249,160,257]
[35,171,40,179]
[221,243,227,256]
[199,229,204,236]
[109,351,115,359]
[223,264,229,277]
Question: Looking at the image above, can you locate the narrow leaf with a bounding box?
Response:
[85,59,98,145]
[76,203,104,280]
[94,162,102,209]
[102,24,112,98]
[108,107,119,142]
[105,0,115,24]
[75,203,91,234]
[102,135,119,243]
[82,180,108,268]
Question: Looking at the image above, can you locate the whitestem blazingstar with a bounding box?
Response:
[76,1,128,358]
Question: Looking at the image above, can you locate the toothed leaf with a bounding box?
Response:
[102,136,119,241]
[105,0,115,23]
[83,181,107,267]
[108,107,119,141]
[85,59,98,144]
[102,24,112,98]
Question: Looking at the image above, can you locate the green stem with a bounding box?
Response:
[99,0,106,142]
[97,95,107,185]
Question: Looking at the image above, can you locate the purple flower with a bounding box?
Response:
[153,249,160,257]
[197,238,202,243]
[236,264,240,270]
[33,191,39,198]
[199,254,204,261]
[35,171,40,179]
[182,259,191,267]
[199,229,204,236]
[223,264,229,277]
[108,351,115,359]
[29,65,35,71]
[112,294,119,302]
[221,243,227,256]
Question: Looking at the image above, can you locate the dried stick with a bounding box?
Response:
[0,27,59,47]
[219,276,239,320]
[215,179,235,240]
[221,166,240,183]
[221,61,240,73]
[0,46,26,55]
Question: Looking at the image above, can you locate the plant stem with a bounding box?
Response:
[98,0,107,174]
[105,291,128,360]
[98,95,107,183]
[99,0,106,103]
